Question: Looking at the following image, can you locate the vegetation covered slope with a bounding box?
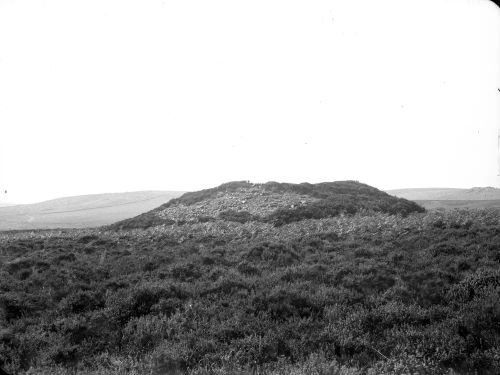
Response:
[1,182,499,375]
[112,181,424,230]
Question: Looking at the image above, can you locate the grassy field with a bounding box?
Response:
[1,182,499,374]
[385,188,466,201]
[0,191,183,231]
[415,200,500,211]
[386,187,500,201]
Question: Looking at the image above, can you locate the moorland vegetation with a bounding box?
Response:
[0,181,499,374]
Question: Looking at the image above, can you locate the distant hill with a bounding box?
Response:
[386,187,500,210]
[413,200,500,210]
[445,187,500,200]
[111,180,425,230]
[0,191,183,231]
[386,188,465,200]
[0,203,18,208]
[386,187,500,200]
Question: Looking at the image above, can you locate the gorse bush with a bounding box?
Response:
[218,210,255,224]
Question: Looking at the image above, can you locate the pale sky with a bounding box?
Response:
[1,0,499,204]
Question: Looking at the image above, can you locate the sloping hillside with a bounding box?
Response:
[445,187,500,200]
[112,181,424,229]
[386,187,500,211]
[386,188,465,200]
[0,191,183,231]
[415,199,500,211]
[387,187,500,201]
[0,205,15,210]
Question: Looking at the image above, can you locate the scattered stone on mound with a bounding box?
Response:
[155,185,319,223]
[110,180,425,230]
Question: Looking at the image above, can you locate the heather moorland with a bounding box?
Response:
[1,181,499,375]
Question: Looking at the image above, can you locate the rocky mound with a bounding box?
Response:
[110,180,425,230]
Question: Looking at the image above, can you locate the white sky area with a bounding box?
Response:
[0,0,499,204]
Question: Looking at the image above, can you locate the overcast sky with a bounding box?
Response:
[0,0,499,204]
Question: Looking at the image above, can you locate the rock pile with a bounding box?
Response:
[156,185,318,223]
